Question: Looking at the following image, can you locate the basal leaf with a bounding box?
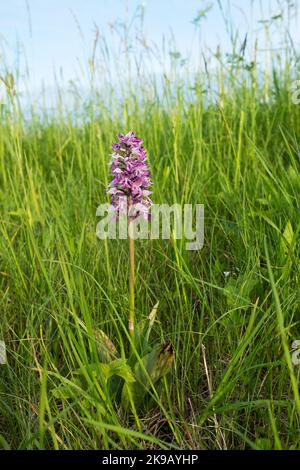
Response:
[94,327,119,363]
[280,220,294,256]
[121,342,174,410]
[135,302,159,355]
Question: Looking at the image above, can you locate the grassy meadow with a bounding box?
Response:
[1,2,300,450]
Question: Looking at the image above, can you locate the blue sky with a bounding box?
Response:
[0,0,299,94]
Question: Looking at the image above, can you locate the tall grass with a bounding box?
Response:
[0,1,300,450]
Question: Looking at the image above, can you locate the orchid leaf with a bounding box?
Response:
[121,341,174,410]
[74,359,135,385]
[280,220,294,256]
[51,376,106,415]
[94,327,119,363]
[135,302,159,355]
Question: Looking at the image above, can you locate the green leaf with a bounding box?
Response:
[101,359,135,383]
[99,359,135,403]
[135,302,159,355]
[52,376,83,399]
[121,342,174,410]
[223,274,259,310]
[51,376,106,415]
[94,327,119,363]
[283,220,294,245]
[0,434,11,450]
[255,438,272,450]
[135,342,174,384]
[75,359,135,385]
[280,220,294,256]
[148,302,159,330]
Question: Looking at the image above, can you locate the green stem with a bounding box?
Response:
[128,201,135,341]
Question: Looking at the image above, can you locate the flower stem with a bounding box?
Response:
[128,200,135,341]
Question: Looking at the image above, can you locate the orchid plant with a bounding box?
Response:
[52,132,173,413]
[95,131,174,412]
[108,131,153,339]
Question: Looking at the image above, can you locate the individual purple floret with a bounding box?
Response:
[107,131,153,219]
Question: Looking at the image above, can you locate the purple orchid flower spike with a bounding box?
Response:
[107,131,153,220]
